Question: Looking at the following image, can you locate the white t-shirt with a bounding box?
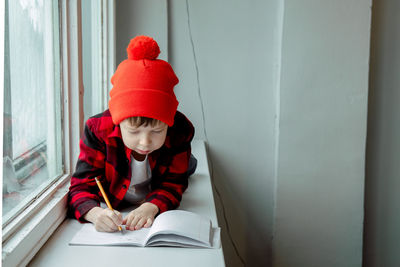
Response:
[123,155,152,204]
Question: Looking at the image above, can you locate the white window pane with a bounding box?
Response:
[3,0,63,224]
[10,0,47,157]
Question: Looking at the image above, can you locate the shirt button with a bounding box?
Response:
[122,184,127,189]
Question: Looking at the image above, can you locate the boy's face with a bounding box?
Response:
[120,119,168,159]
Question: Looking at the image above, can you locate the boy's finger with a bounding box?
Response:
[129,216,140,230]
[135,218,147,230]
[102,216,119,231]
[96,220,113,232]
[112,211,123,225]
[125,213,135,229]
[124,215,133,230]
[143,218,153,228]
[105,209,123,226]
[98,210,120,231]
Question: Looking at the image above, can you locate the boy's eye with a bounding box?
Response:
[152,130,162,134]
[129,131,139,135]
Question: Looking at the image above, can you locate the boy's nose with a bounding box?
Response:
[139,134,151,146]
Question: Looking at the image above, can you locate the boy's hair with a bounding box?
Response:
[127,116,162,127]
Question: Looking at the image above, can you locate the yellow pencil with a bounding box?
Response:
[94,177,123,232]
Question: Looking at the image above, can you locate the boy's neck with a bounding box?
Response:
[132,150,146,162]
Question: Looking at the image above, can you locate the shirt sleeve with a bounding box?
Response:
[67,120,105,222]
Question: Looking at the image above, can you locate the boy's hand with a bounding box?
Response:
[83,207,123,232]
[123,202,159,231]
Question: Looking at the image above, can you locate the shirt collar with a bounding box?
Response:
[106,125,133,160]
[107,124,122,139]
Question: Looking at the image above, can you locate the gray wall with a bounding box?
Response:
[363,0,400,266]
[273,1,371,266]
[115,1,372,266]
[115,0,168,63]
[168,1,279,266]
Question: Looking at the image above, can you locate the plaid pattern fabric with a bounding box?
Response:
[68,109,194,222]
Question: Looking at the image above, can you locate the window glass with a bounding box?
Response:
[81,0,94,122]
[3,0,63,225]
[82,0,105,121]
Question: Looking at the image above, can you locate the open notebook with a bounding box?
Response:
[69,210,220,248]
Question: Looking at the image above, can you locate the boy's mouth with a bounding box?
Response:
[136,149,151,155]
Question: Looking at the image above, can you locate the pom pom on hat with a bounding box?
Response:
[127,35,161,60]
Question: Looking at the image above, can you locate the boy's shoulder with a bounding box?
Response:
[85,109,116,136]
[166,111,195,147]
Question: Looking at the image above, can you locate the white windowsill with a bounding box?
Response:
[2,175,70,267]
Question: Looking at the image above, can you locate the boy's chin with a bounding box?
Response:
[135,149,151,155]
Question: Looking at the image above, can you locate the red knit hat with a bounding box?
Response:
[109,36,179,126]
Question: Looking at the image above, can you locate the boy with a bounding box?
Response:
[68,36,195,232]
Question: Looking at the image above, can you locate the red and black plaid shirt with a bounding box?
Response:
[68,109,194,222]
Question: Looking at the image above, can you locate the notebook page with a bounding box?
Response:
[69,224,150,246]
[145,210,211,245]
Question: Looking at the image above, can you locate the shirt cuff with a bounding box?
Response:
[76,199,100,222]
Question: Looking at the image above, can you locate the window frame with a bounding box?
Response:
[1,0,86,266]
[89,0,115,116]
